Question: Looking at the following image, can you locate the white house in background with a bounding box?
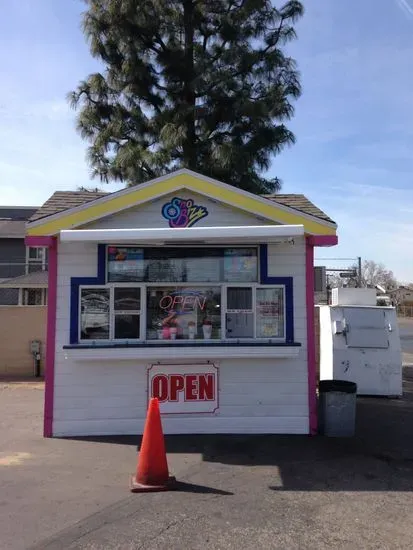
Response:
[0,206,48,305]
[388,286,413,306]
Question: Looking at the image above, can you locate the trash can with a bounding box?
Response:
[318,380,357,437]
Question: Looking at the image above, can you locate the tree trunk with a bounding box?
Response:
[182,0,196,169]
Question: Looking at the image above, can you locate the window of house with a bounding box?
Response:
[22,288,47,306]
[27,247,48,273]
[77,246,286,344]
[0,288,19,306]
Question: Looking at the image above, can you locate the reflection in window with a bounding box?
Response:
[107,247,144,282]
[106,247,258,283]
[256,288,284,338]
[223,248,257,282]
[80,288,110,340]
[114,287,141,339]
[146,287,221,340]
[114,287,141,311]
[114,315,140,339]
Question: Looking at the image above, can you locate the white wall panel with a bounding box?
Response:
[52,221,309,436]
[82,191,270,230]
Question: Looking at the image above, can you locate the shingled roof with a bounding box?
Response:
[29,191,108,222]
[29,189,335,225]
[264,194,335,224]
[0,270,48,288]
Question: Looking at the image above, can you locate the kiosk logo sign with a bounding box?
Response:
[148,363,219,414]
[161,197,208,228]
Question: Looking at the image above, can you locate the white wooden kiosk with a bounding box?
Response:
[26,170,337,437]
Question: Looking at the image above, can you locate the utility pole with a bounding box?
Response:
[358,257,362,288]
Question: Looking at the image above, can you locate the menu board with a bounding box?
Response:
[146,258,185,282]
[185,257,221,282]
[107,247,144,282]
[223,248,257,282]
[256,288,284,338]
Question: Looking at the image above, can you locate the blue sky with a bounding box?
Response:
[1,1,412,281]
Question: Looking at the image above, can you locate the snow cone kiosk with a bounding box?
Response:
[26,170,337,437]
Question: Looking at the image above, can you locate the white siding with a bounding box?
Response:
[82,191,271,230]
[267,237,307,343]
[53,358,308,436]
[52,235,309,436]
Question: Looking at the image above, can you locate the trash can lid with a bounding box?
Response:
[319,379,357,394]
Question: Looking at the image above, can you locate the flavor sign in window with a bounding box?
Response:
[148,364,219,414]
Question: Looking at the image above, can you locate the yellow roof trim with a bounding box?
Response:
[27,172,336,236]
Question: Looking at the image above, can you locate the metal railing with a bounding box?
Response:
[0,261,48,279]
[0,261,48,306]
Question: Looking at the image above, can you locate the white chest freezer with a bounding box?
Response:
[318,305,402,396]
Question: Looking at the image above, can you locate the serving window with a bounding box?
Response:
[147,286,221,340]
[77,246,287,343]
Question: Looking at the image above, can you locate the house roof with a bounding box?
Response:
[30,190,334,225]
[264,194,335,224]
[0,206,39,220]
[0,270,48,288]
[0,206,39,238]
[0,219,27,238]
[30,191,108,222]
[27,169,337,237]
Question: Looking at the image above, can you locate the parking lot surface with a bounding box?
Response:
[1,353,413,549]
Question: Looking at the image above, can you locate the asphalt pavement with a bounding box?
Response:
[398,317,413,355]
[1,321,413,550]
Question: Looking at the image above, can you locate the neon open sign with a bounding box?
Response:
[159,293,207,312]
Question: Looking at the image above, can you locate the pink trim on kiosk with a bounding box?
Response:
[305,232,338,435]
[307,235,338,247]
[25,235,58,437]
[305,238,317,435]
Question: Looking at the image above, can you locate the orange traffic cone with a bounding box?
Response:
[130,398,176,492]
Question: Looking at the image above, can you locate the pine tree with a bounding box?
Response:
[69,0,303,194]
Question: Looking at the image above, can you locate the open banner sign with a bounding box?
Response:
[147,364,219,414]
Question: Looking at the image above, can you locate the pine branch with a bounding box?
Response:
[70,0,304,192]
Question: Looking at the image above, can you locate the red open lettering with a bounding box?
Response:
[159,295,173,310]
[151,372,216,404]
[182,295,195,311]
[169,374,185,401]
[194,296,207,310]
[199,374,214,400]
[184,375,198,400]
[172,295,184,308]
[152,374,168,402]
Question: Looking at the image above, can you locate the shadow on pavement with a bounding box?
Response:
[67,367,413,492]
[174,481,233,495]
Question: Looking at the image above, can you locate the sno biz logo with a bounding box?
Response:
[161,197,208,228]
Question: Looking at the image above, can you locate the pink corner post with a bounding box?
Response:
[25,236,57,437]
[305,238,317,435]
[306,233,338,435]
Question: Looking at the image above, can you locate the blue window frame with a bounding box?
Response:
[69,243,295,345]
